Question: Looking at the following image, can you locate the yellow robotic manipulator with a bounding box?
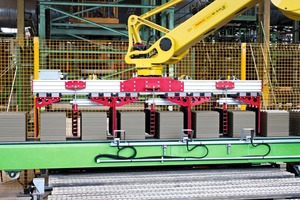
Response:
[125,0,300,77]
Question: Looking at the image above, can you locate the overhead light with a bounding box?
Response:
[1,27,32,36]
[1,28,17,34]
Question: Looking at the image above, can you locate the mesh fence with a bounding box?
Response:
[0,38,34,135]
[1,38,300,191]
[1,38,300,135]
[179,42,300,111]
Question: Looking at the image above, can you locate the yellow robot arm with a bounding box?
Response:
[125,0,300,77]
[271,0,300,20]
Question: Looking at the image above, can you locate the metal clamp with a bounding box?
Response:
[241,128,255,142]
[181,129,194,142]
[114,130,126,141]
[31,178,45,200]
[65,80,86,90]
[215,80,235,89]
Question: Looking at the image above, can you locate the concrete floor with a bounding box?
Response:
[0,171,32,200]
[0,181,30,200]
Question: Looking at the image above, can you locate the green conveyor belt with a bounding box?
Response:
[1,137,300,171]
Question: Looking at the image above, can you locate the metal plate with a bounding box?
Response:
[32,80,262,95]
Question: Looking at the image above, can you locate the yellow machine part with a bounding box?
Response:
[271,0,300,20]
[126,0,261,76]
[125,0,300,77]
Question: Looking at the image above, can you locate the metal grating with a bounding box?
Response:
[47,166,300,199]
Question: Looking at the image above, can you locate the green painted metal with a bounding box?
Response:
[161,0,167,30]
[168,4,175,30]
[235,15,257,21]
[52,23,127,29]
[45,6,128,37]
[39,0,176,39]
[39,1,156,8]
[140,0,151,41]
[51,6,102,22]
[38,0,157,39]
[51,29,127,37]
[167,6,175,78]
[39,4,46,39]
[1,138,300,171]
[174,0,193,26]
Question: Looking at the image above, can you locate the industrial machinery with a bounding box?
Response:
[1,0,300,190]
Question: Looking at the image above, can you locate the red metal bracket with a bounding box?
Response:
[166,96,211,131]
[72,104,78,112]
[71,104,79,136]
[90,96,138,135]
[216,81,235,89]
[237,96,260,108]
[90,96,138,107]
[65,81,86,90]
[35,97,60,107]
[120,77,184,92]
[166,96,211,107]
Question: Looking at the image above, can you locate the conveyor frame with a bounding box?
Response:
[1,137,300,171]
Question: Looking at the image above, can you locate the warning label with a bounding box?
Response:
[193,3,228,29]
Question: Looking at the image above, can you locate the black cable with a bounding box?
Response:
[94,142,209,163]
[186,140,209,158]
[94,139,270,163]
[117,146,137,159]
[17,177,25,188]
[248,139,272,158]
[94,146,137,162]
[146,35,159,49]
[0,171,3,183]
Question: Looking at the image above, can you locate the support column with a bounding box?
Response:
[294,21,299,43]
[167,1,175,78]
[258,0,271,107]
[161,0,167,31]
[15,47,22,111]
[34,37,40,138]
[240,43,246,110]
[258,0,270,43]
[263,0,270,44]
[39,3,47,39]
[241,43,246,80]
[17,0,25,49]
[141,0,151,41]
